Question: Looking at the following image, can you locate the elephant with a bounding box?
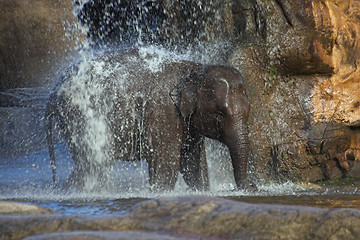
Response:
[46,49,256,192]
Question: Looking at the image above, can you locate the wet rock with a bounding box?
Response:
[229,0,360,181]
[24,231,194,240]
[0,201,54,215]
[2,196,360,240]
[0,0,81,91]
[160,0,233,47]
[342,130,360,177]
[299,166,324,182]
[348,160,360,177]
[76,0,234,63]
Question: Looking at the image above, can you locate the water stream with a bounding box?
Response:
[1,139,360,215]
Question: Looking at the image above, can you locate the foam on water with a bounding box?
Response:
[0,140,317,202]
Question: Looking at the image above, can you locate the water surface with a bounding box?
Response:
[1,142,360,215]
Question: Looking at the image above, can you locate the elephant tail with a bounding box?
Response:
[45,93,57,186]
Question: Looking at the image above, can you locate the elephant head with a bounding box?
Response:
[174,64,256,190]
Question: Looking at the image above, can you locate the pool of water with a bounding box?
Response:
[1,142,360,215]
[24,198,146,215]
[11,193,359,216]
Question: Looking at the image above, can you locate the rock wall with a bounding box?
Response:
[0,0,81,91]
[228,0,360,182]
[0,0,83,159]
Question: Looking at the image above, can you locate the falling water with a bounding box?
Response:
[46,0,240,195]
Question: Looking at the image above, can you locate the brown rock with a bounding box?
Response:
[0,0,82,91]
[228,0,360,182]
[2,196,360,240]
[0,201,54,215]
[324,159,343,179]
[344,131,360,176]
[311,1,360,127]
[24,231,195,240]
[299,166,324,182]
[348,160,360,177]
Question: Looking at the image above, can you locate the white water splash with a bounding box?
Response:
[60,58,112,171]
[0,138,321,202]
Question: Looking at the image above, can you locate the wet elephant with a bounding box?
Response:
[46,49,256,191]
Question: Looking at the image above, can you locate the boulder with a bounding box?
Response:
[1,196,360,240]
[0,201,54,215]
[0,0,81,91]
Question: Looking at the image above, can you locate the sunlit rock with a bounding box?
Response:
[311,1,360,127]
[0,201,54,215]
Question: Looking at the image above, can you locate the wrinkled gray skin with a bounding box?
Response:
[46,49,256,191]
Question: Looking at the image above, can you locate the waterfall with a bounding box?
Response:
[54,0,239,193]
[0,0,242,198]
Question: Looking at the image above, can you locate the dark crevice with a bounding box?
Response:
[275,0,293,27]
[253,4,266,39]
[269,146,281,181]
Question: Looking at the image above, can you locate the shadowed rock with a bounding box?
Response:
[0,0,81,91]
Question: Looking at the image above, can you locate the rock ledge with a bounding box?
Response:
[1,196,360,240]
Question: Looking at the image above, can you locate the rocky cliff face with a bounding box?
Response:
[1,0,359,183]
[0,0,81,90]
[227,0,360,182]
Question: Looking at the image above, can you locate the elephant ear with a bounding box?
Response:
[170,62,200,118]
[179,81,196,118]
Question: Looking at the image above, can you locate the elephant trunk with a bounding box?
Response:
[224,120,253,190]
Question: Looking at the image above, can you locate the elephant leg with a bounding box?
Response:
[180,136,209,191]
[198,140,209,190]
[145,100,184,191]
[64,140,113,191]
[146,124,182,192]
[63,142,89,190]
[148,146,180,192]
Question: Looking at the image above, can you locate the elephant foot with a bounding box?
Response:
[60,167,111,193]
[61,173,86,192]
[237,179,258,192]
